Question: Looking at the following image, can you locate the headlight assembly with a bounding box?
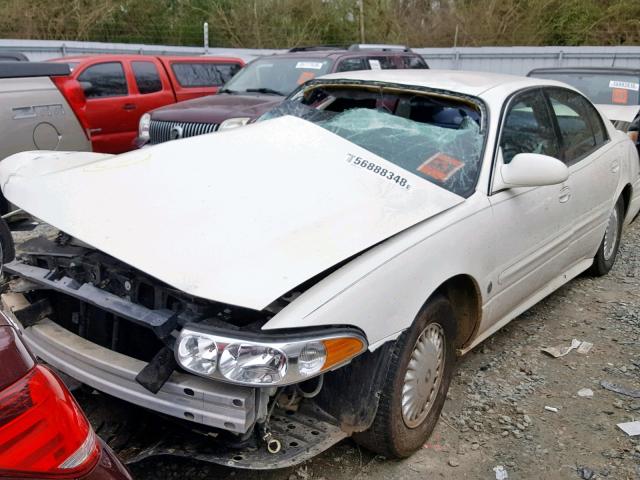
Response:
[138,113,151,142]
[218,117,251,132]
[175,325,367,387]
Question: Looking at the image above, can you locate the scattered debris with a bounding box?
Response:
[600,380,640,398]
[617,421,640,436]
[541,339,581,358]
[576,341,593,354]
[577,466,595,479]
[493,465,508,479]
[577,388,594,398]
[448,458,460,467]
[544,406,559,413]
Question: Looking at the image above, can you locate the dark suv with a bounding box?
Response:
[138,45,428,145]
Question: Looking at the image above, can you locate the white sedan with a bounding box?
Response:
[0,70,639,468]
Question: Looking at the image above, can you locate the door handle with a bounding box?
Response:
[559,186,571,203]
[123,103,137,111]
[610,160,620,174]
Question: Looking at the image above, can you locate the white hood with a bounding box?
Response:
[596,104,640,124]
[0,116,463,310]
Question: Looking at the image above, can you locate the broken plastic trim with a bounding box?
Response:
[3,260,180,338]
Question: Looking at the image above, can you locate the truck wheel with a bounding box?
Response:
[354,293,456,458]
[589,197,624,277]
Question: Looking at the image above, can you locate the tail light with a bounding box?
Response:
[52,76,91,141]
[0,365,100,478]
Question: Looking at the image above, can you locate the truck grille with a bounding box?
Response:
[149,120,219,144]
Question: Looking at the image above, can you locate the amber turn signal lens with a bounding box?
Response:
[321,337,366,371]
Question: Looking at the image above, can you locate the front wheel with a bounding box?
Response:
[354,294,456,458]
[589,197,624,276]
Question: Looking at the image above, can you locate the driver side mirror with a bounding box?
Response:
[494,152,569,191]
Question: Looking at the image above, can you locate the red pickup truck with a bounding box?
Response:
[49,55,244,153]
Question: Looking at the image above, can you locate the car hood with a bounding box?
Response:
[596,103,640,124]
[0,116,463,310]
[151,93,283,123]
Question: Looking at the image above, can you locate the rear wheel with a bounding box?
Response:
[589,197,624,276]
[354,294,456,458]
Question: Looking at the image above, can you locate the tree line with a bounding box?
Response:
[1,0,639,48]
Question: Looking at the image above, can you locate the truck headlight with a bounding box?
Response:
[218,117,251,132]
[138,113,151,142]
[175,326,367,387]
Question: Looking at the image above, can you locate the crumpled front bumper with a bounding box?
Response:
[1,292,257,435]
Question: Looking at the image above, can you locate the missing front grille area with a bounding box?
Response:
[31,290,165,362]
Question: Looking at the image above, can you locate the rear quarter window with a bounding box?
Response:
[402,56,428,69]
[172,62,241,87]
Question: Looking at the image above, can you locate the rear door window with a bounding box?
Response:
[545,88,604,165]
[336,58,368,72]
[172,62,235,87]
[132,61,162,94]
[78,62,128,98]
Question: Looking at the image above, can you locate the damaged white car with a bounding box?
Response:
[1,70,639,469]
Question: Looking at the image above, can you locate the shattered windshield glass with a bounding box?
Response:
[260,83,486,197]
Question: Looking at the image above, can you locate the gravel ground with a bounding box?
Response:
[123,219,640,480]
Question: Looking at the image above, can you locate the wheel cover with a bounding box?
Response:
[603,207,619,261]
[401,323,445,429]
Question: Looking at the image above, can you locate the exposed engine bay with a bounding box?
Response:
[2,225,390,468]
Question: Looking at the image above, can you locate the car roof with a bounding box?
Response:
[257,49,421,60]
[528,67,640,76]
[317,69,571,97]
[49,54,243,63]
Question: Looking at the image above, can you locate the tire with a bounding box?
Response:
[589,197,624,276]
[354,293,457,458]
[0,217,14,267]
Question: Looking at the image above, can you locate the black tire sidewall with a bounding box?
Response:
[591,197,624,276]
[383,295,457,457]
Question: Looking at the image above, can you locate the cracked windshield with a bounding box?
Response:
[262,84,485,197]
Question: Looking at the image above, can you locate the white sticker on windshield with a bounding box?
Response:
[369,59,382,70]
[296,61,324,70]
[609,80,640,91]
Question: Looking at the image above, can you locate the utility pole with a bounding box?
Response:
[358,0,365,43]
[203,22,209,54]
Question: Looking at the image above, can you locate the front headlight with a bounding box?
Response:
[138,113,151,141]
[175,326,367,387]
[218,117,251,132]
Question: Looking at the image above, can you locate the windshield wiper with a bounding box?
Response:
[218,88,239,94]
[245,88,285,96]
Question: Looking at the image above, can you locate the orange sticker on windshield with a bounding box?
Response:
[612,88,629,104]
[418,153,463,181]
[297,71,316,85]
